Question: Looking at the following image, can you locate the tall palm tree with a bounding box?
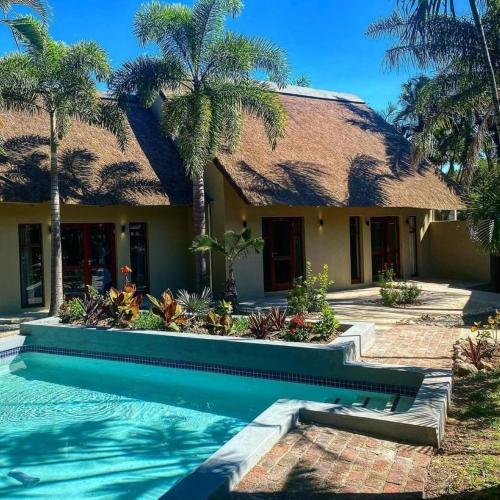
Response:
[1,1,47,48]
[111,0,288,291]
[0,22,128,315]
[368,0,500,132]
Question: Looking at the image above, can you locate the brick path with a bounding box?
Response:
[230,325,461,499]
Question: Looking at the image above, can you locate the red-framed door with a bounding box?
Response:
[61,223,116,296]
[370,216,400,281]
[262,217,304,291]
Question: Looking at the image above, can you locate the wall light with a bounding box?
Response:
[121,224,127,235]
[365,218,371,227]
[48,224,51,234]
[242,219,248,229]
[318,217,324,228]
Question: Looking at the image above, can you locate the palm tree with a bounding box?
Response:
[1,1,47,48]
[368,0,500,133]
[0,22,128,315]
[190,228,264,308]
[111,0,288,291]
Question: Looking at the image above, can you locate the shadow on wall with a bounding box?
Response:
[0,135,165,205]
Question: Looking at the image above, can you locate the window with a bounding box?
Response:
[408,216,418,276]
[19,224,44,308]
[349,217,363,283]
[129,223,149,292]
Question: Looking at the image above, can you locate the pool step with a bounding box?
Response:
[327,393,403,412]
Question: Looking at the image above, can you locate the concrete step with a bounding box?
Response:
[0,324,20,332]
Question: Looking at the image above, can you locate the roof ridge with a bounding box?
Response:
[266,83,365,104]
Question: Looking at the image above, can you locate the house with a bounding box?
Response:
[0,86,490,314]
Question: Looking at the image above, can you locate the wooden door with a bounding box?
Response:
[263,218,304,291]
[370,216,400,280]
[61,223,116,296]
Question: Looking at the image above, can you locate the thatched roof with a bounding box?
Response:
[0,100,191,206]
[215,87,462,209]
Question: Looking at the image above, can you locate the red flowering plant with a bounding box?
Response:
[282,313,311,342]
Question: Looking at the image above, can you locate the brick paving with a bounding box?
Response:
[230,325,461,499]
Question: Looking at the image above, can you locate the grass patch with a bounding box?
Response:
[426,369,500,499]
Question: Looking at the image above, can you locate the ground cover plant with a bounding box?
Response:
[58,266,340,343]
[378,265,422,307]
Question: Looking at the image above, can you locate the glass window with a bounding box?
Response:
[19,224,44,308]
[129,223,149,293]
[349,217,363,283]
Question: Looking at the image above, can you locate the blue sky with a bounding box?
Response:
[0,0,425,111]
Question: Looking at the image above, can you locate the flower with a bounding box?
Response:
[121,265,132,274]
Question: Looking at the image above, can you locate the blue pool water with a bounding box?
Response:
[0,353,413,498]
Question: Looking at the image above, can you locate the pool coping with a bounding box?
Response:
[3,320,452,500]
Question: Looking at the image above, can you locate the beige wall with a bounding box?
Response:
[424,220,490,282]
[0,202,194,314]
[205,164,433,300]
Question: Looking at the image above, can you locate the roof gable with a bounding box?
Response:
[215,92,462,209]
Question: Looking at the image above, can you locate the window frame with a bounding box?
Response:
[18,223,45,308]
[128,222,150,293]
[349,216,363,284]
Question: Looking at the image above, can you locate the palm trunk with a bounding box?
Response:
[469,0,500,134]
[224,260,238,312]
[48,110,63,316]
[193,173,207,291]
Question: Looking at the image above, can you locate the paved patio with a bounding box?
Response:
[230,321,465,499]
[240,280,500,331]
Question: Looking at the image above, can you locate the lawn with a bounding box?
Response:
[425,369,500,499]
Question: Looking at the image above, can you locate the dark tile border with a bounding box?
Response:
[1,344,419,397]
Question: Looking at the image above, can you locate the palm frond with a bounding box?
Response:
[2,15,45,50]
[110,55,184,107]
[190,233,226,254]
[63,41,112,82]
[0,0,48,20]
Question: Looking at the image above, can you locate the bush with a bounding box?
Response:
[59,298,85,323]
[233,316,249,334]
[287,262,334,314]
[281,314,311,342]
[131,311,164,330]
[313,305,340,340]
[380,281,421,307]
[176,288,212,319]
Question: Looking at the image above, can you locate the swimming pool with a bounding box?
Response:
[0,352,413,498]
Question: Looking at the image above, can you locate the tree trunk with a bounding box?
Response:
[224,260,238,312]
[192,173,207,291]
[469,0,500,135]
[48,111,63,316]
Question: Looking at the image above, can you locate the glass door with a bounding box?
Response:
[62,223,116,296]
[263,218,304,291]
[370,217,400,281]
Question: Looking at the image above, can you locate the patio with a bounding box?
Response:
[240,280,500,331]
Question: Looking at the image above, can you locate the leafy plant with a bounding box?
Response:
[146,290,185,332]
[176,288,212,319]
[462,336,495,368]
[58,298,85,324]
[378,265,396,286]
[205,310,233,336]
[109,283,143,327]
[131,311,164,331]
[281,314,311,343]
[380,286,401,307]
[191,229,265,309]
[268,307,287,332]
[312,306,340,340]
[233,316,249,335]
[287,277,308,315]
[216,299,234,317]
[248,311,274,339]
[304,262,333,312]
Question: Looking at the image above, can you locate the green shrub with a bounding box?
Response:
[313,305,340,339]
[58,298,85,323]
[287,262,333,314]
[131,311,164,330]
[233,316,249,334]
[380,282,421,307]
[287,277,308,314]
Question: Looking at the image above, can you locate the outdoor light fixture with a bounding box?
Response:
[121,224,126,235]
[366,218,371,227]
[48,224,51,234]
[319,217,324,227]
[242,219,248,229]
[405,218,410,225]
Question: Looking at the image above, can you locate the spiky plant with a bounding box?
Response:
[176,287,212,318]
[111,0,288,291]
[0,21,128,314]
[0,1,47,48]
